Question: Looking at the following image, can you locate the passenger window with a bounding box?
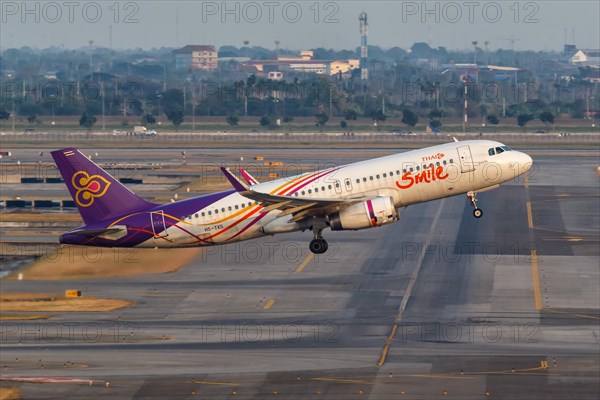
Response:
[436,162,440,166]
[383,173,387,178]
[201,212,205,217]
[234,205,239,210]
[308,189,312,194]
[390,171,394,176]
[416,166,420,171]
[396,170,401,175]
[370,176,374,181]
[376,174,380,179]
[363,178,367,182]
[328,185,332,189]
[215,209,219,214]
[321,186,325,191]
[409,168,413,172]
[356,179,360,184]
[208,211,212,215]
[228,206,232,211]
[443,160,447,165]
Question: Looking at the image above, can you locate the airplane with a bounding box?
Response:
[51,140,532,254]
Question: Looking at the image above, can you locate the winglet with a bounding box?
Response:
[239,169,260,185]
[220,167,250,192]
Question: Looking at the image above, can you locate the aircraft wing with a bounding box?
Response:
[220,167,369,220]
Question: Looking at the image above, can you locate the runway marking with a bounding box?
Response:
[526,201,534,229]
[263,298,275,310]
[189,379,238,387]
[530,249,542,311]
[541,308,600,320]
[295,253,314,273]
[377,199,446,367]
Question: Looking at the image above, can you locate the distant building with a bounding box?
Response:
[174,45,218,70]
[329,60,359,76]
[570,49,600,67]
[267,71,284,81]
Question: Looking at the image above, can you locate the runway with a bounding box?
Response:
[1,151,599,399]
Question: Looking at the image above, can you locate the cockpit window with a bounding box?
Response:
[501,145,512,151]
[488,148,495,156]
[495,147,505,154]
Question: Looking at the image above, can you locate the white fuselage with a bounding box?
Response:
[140,140,532,248]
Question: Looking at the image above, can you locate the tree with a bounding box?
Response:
[344,109,358,120]
[27,114,37,124]
[141,113,156,127]
[517,113,534,129]
[315,112,329,127]
[226,112,239,126]
[0,109,10,121]
[259,116,271,127]
[340,120,348,129]
[539,110,555,126]
[79,112,97,131]
[486,115,500,125]
[401,108,419,127]
[371,109,387,123]
[165,109,184,129]
[429,119,442,130]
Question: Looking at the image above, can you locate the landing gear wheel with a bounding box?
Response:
[467,191,483,219]
[309,239,328,254]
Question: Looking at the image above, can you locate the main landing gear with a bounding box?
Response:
[309,219,329,254]
[467,191,483,219]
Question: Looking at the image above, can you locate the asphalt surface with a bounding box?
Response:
[0,152,599,399]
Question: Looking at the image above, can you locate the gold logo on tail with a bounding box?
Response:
[72,171,111,207]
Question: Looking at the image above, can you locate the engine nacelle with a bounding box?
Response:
[329,196,399,231]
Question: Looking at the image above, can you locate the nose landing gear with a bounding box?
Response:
[467,191,483,218]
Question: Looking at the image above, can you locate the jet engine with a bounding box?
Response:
[329,197,399,231]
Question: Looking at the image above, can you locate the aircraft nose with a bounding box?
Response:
[519,152,533,175]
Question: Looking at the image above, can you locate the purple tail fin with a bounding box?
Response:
[51,148,155,224]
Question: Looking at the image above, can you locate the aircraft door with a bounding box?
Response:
[457,145,475,173]
[150,211,168,238]
[344,178,353,193]
[334,180,342,194]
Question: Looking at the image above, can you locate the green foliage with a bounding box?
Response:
[344,109,358,120]
[226,112,239,126]
[429,119,442,129]
[401,109,419,127]
[486,115,500,125]
[429,109,443,119]
[283,115,294,123]
[340,120,348,129]
[79,112,97,131]
[165,109,184,128]
[141,113,156,126]
[539,110,555,125]
[517,113,534,127]
[315,112,329,127]
[371,109,387,122]
[259,116,271,127]
[0,109,10,120]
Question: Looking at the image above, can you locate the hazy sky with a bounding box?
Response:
[1,1,598,51]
